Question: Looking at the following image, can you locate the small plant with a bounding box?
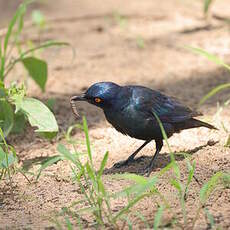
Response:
[39,117,171,228]
[39,116,229,229]
[0,0,70,141]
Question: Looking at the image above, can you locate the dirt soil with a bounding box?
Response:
[0,0,230,229]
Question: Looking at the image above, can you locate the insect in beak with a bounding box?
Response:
[70,94,86,117]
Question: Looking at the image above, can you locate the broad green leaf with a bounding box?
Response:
[0,152,17,169]
[22,57,47,91]
[46,98,56,111]
[11,112,26,134]
[0,100,14,137]
[32,10,46,28]
[15,98,58,137]
[0,146,5,162]
[0,81,5,97]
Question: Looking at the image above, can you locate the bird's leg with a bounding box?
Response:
[113,140,151,168]
[145,139,163,177]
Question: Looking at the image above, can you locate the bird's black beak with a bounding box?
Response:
[70,94,86,102]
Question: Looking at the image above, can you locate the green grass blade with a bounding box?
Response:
[85,162,96,184]
[0,41,3,80]
[152,112,171,151]
[152,112,175,162]
[199,83,230,105]
[20,41,71,59]
[152,112,181,178]
[97,178,106,196]
[224,135,230,147]
[154,205,164,230]
[4,2,27,53]
[36,155,62,180]
[204,208,215,228]
[57,144,76,163]
[170,179,182,193]
[184,160,195,197]
[121,216,133,230]
[4,41,70,78]
[200,172,223,204]
[97,151,108,179]
[113,194,146,222]
[134,211,150,229]
[204,0,214,15]
[222,173,230,188]
[64,216,73,230]
[158,161,174,176]
[82,117,93,165]
[186,46,230,72]
[113,176,158,199]
[0,40,2,58]
[114,173,147,184]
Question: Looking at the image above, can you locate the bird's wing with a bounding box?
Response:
[131,87,200,123]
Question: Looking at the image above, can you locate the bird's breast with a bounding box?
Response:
[104,105,159,140]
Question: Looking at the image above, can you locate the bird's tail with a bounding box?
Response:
[174,118,218,132]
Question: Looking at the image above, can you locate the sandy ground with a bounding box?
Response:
[0,0,230,229]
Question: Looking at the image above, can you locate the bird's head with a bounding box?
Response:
[71,82,121,109]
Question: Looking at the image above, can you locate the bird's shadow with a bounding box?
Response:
[103,140,218,175]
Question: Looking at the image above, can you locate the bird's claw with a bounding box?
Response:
[140,165,153,177]
[113,160,129,168]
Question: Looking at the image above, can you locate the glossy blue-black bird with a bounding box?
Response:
[71,82,216,176]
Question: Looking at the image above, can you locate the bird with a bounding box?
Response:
[70,82,217,176]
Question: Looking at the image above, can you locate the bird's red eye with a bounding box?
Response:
[95,97,101,103]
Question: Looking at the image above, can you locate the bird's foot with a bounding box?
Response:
[113,159,133,168]
[141,164,154,177]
